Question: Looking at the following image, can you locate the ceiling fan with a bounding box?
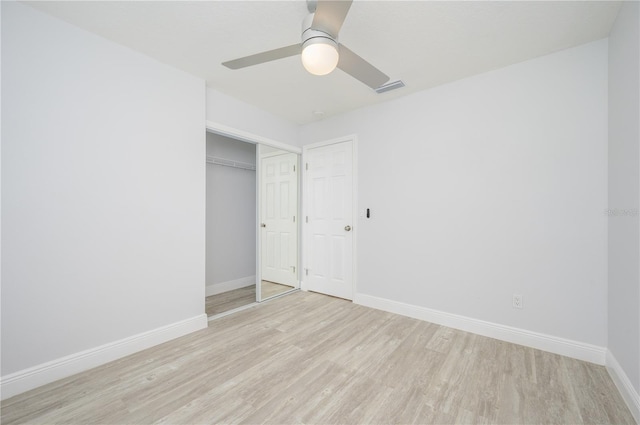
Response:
[222,0,390,90]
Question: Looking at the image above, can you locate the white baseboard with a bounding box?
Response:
[354,293,606,365]
[606,349,640,423]
[0,314,208,400]
[206,275,255,297]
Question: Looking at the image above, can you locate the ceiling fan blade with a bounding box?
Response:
[337,44,390,90]
[222,44,302,70]
[311,0,353,38]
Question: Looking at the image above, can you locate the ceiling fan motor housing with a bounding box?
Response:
[301,13,337,49]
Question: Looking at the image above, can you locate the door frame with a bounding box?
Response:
[205,120,302,305]
[301,134,358,300]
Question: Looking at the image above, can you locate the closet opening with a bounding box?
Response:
[204,128,301,320]
[205,132,257,316]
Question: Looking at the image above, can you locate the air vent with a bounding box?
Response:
[375,80,405,94]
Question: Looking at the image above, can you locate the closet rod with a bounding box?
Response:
[206,156,256,171]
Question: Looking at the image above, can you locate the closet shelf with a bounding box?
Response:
[206,156,256,171]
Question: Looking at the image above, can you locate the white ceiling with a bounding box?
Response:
[26,1,621,125]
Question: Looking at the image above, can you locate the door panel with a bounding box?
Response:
[305,141,353,300]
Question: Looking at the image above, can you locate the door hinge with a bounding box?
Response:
[305,268,309,276]
[291,266,296,273]
[293,216,296,222]
[305,216,308,223]
[293,165,296,172]
[305,163,309,171]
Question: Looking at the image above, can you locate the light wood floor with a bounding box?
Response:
[205,285,255,316]
[261,280,294,299]
[206,282,294,317]
[2,291,635,424]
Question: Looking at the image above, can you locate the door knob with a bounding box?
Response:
[344,225,352,231]
[261,223,266,228]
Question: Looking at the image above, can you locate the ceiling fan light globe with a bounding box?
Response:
[301,41,339,76]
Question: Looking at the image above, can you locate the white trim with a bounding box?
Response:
[302,135,358,301]
[0,314,208,400]
[206,121,301,154]
[205,275,256,297]
[606,349,640,423]
[256,144,263,302]
[354,293,606,365]
[352,136,358,297]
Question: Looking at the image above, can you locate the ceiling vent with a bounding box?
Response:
[375,80,405,94]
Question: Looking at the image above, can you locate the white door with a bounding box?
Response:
[260,152,298,287]
[305,140,354,300]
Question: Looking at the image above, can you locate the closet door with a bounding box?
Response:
[260,152,298,287]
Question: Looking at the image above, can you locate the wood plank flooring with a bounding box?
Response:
[205,285,255,317]
[2,291,635,424]
[206,282,295,317]
[260,280,294,299]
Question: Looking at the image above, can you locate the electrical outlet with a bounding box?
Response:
[513,294,523,309]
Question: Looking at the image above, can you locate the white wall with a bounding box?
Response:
[300,40,608,348]
[608,0,640,401]
[206,88,299,147]
[1,0,205,382]
[206,133,256,288]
